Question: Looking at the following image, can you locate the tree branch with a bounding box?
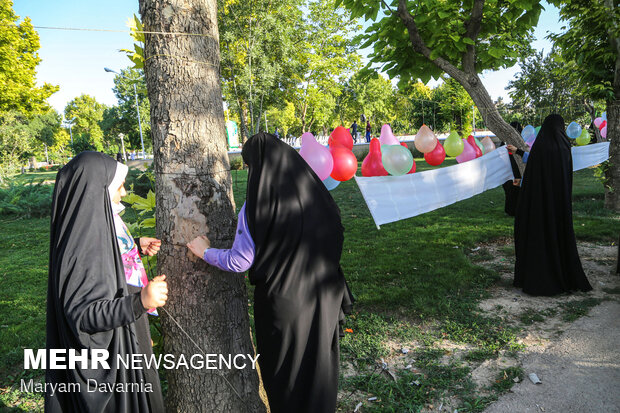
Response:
[381,0,394,15]
[462,0,484,73]
[396,0,465,82]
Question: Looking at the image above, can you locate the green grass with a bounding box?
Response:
[0,162,616,412]
[559,298,604,322]
[8,171,58,186]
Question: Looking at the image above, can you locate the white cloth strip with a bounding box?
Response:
[355,146,515,227]
[571,142,610,171]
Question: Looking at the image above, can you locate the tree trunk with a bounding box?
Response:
[604,100,620,211]
[583,100,603,143]
[139,1,266,411]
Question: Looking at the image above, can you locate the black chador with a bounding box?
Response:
[514,115,592,296]
[46,152,163,412]
[242,133,354,413]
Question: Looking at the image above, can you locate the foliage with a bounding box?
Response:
[102,68,150,151]
[548,0,618,102]
[338,72,396,131]
[340,0,542,84]
[64,95,107,153]
[0,0,58,115]
[507,49,590,124]
[219,0,304,138]
[0,181,53,218]
[431,77,476,135]
[0,111,34,177]
[120,14,145,69]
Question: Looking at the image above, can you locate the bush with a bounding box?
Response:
[229,156,244,170]
[0,181,53,218]
[125,165,154,197]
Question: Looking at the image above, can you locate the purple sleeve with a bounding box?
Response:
[203,203,255,273]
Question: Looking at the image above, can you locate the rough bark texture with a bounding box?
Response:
[605,100,620,211]
[139,0,266,411]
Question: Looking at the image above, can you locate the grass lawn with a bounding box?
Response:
[0,162,616,412]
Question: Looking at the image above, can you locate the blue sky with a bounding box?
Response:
[13,0,561,115]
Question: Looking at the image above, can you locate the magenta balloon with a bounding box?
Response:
[299,133,334,180]
[601,126,607,138]
[379,124,400,146]
[455,139,477,163]
[593,117,603,128]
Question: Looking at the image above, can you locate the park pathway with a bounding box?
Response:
[484,300,620,413]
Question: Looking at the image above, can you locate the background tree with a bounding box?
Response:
[339,72,396,133]
[110,68,151,151]
[339,0,544,162]
[549,0,620,210]
[64,95,106,153]
[432,77,477,136]
[0,0,58,115]
[219,0,303,141]
[291,0,360,133]
[139,0,266,410]
[506,49,592,129]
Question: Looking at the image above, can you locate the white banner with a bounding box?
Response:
[355,142,611,228]
[355,147,514,227]
[572,142,610,171]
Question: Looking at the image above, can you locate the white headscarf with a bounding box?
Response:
[108,161,128,214]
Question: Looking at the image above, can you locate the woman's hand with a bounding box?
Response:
[141,275,168,309]
[506,144,518,153]
[187,236,210,259]
[140,237,161,256]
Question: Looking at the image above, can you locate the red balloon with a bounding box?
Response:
[466,135,483,158]
[599,120,607,130]
[424,141,446,166]
[329,126,354,150]
[362,138,389,177]
[330,148,358,181]
[400,142,416,173]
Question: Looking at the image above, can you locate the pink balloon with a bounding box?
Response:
[601,126,607,138]
[379,124,400,146]
[594,117,603,128]
[455,139,477,163]
[299,132,334,180]
[414,124,438,153]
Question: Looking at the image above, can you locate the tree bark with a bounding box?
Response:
[605,100,620,211]
[139,0,266,411]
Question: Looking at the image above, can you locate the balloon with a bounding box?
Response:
[565,121,582,139]
[401,142,416,173]
[456,139,477,163]
[602,111,607,121]
[535,126,541,136]
[322,176,340,190]
[466,135,483,158]
[444,131,464,157]
[481,137,496,153]
[379,124,400,146]
[475,137,485,154]
[328,126,354,150]
[599,120,607,130]
[414,124,438,153]
[526,137,536,149]
[424,141,446,166]
[576,129,590,146]
[299,132,334,181]
[594,117,603,128]
[601,126,607,139]
[382,145,414,176]
[330,147,357,181]
[521,125,536,141]
[362,138,389,177]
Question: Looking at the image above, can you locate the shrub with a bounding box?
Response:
[0,181,53,218]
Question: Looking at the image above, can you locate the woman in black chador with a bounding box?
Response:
[501,121,523,216]
[513,114,592,296]
[187,133,354,412]
[46,152,167,412]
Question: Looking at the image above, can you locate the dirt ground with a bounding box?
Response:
[340,239,620,412]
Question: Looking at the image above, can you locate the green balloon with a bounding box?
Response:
[444,131,464,157]
[474,137,485,154]
[382,145,413,176]
[576,129,590,146]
